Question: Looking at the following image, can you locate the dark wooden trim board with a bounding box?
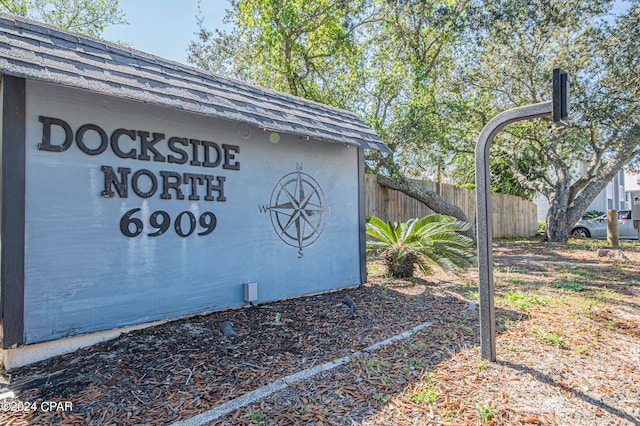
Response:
[1,75,26,347]
[358,148,367,284]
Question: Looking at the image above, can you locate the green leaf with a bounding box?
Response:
[366,214,475,278]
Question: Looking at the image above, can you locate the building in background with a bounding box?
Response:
[624,169,640,210]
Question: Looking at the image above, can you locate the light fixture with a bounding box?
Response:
[342,295,356,319]
[220,321,235,338]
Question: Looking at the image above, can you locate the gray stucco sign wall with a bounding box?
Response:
[19,80,362,344]
[0,15,387,355]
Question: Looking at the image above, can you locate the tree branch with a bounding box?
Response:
[376,174,469,224]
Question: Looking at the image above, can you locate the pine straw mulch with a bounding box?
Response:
[1,239,639,425]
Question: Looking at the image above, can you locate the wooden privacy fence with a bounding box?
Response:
[365,175,538,239]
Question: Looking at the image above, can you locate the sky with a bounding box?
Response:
[101,0,231,64]
[103,0,632,66]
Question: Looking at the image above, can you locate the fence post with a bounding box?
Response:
[607,210,619,247]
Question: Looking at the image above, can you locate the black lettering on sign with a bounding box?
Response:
[160,171,185,200]
[120,207,143,237]
[38,116,73,152]
[119,208,217,238]
[204,175,226,202]
[175,211,197,237]
[167,137,188,164]
[148,210,170,236]
[189,139,202,166]
[76,123,108,155]
[222,144,240,170]
[183,173,204,200]
[198,211,217,236]
[101,166,131,198]
[37,117,243,173]
[132,169,158,198]
[137,131,166,162]
[111,129,137,159]
[202,140,222,168]
[102,167,226,202]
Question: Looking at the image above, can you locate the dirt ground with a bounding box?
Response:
[1,239,639,425]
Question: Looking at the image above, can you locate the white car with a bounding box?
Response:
[571,210,639,239]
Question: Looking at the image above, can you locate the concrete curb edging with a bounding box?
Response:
[171,320,433,426]
[443,290,477,312]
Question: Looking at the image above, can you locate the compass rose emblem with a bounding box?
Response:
[260,165,330,258]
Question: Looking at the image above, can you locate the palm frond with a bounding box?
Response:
[366,214,475,278]
[366,241,393,252]
[366,216,397,245]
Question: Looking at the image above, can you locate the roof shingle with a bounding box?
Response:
[0,13,390,153]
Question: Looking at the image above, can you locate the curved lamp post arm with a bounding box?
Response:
[475,101,552,361]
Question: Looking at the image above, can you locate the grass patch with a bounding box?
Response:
[532,326,566,347]
[495,266,526,274]
[248,411,266,422]
[568,268,598,278]
[407,386,439,405]
[496,317,517,332]
[575,344,590,355]
[475,403,498,425]
[475,358,489,372]
[505,344,525,352]
[372,393,391,405]
[503,290,548,311]
[567,238,608,250]
[553,281,584,292]
[404,358,423,368]
[592,289,617,301]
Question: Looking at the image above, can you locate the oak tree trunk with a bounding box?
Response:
[376,174,470,223]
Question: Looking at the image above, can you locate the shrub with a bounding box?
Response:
[366,214,475,278]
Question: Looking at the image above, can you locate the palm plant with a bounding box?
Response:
[366,214,475,278]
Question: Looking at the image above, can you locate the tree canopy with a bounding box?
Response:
[462,0,640,241]
[1,0,127,37]
[188,0,640,242]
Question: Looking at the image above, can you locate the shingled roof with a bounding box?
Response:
[0,13,390,153]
